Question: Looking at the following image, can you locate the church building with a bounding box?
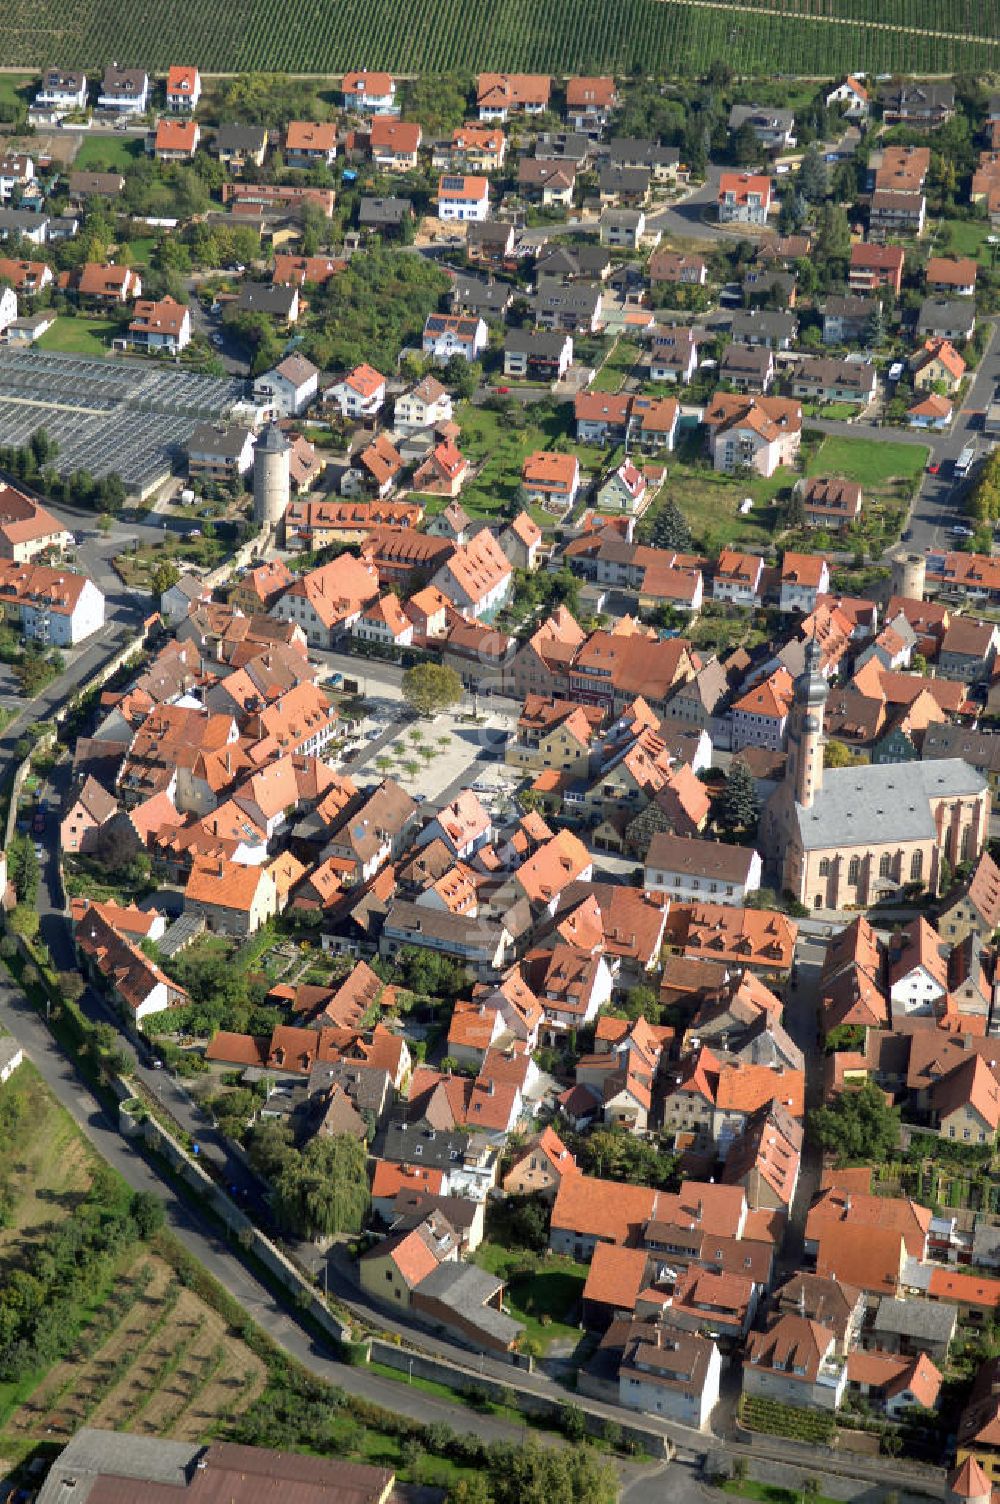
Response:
[761,638,990,909]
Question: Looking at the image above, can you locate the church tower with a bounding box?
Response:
[786,635,828,809]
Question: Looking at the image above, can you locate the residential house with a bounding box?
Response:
[325,363,386,420]
[780,553,831,614]
[285,120,337,167]
[566,77,618,134]
[849,242,905,295]
[822,295,874,345]
[503,329,573,382]
[431,529,513,619]
[342,72,396,114]
[918,298,976,343]
[476,74,552,121]
[534,283,602,334]
[911,338,967,393]
[798,476,863,531]
[743,1315,848,1411]
[645,832,762,905]
[97,66,149,115]
[422,313,488,362]
[521,451,580,510]
[717,173,771,225]
[153,118,200,159]
[437,175,490,222]
[213,125,268,171]
[33,67,88,119]
[165,65,201,112]
[720,344,775,394]
[184,856,278,937]
[650,327,698,385]
[128,296,191,353]
[827,76,870,117]
[187,423,255,484]
[789,358,876,407]
[938,618,1000,682]
[881,82,955,127]
[434,127,506,175]
[253,353,319,419]
[370,117,422,171]
[927,256,978,297]
[703,393,802,477]
[728,105,795,151]
[395,373,453,432]
[518,158,576,207]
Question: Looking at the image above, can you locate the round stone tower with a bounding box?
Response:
[891,551,926,602]
[253,422,291,530]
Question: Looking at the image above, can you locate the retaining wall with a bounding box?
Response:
[368,1337,673,1459]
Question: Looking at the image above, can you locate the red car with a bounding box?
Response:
[495,385,510,394]
[927,462,940,474]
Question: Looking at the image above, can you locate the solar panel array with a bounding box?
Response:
[0,349,246,493]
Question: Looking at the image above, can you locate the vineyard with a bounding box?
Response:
[4,0,1000,76]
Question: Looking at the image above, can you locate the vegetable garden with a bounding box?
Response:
[4,0,1000,75]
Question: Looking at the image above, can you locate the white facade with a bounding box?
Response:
[619,1341,721,1430]
[779,567,830,614]
[352,610,413,648]
[423,319,488,363]
[0,286,17,334]
[645,848,762,905]
[325,374,385,419]
[395,387,453,432]
[19,576,105,646]
[254,364,319,418]
[0,156,34,204]
[34,72,88,116]
[890,963,946,1016]
[97,71,150,114]
[438,185,490,222]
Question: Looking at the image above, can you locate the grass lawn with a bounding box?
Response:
[939,217,999,266]
[37,317,123,357]
[72,135,145,173]
[474,1243,587,1354]
[806,433,928,487]
[0,75,33,112]
[591,339,643,393]
[722,1484,840,1504]
[122,235,159,267]
[456,400,611,528]
[641,436,791,553]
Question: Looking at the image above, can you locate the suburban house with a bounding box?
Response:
[437,175,490,222]
[97,66,149,114]
[476,73,552,121]
[422,313,488,362]
[342,71,397,113]
[717,174,771,225]
[703,393,802,478]
[325,363,386,420]
[253,353,320,419]
[521,452,581,510]
[128,297,191,353]
[285,120,338,167]
[165,65,201,111]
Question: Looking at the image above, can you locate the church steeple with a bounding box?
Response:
[788,632,828,809]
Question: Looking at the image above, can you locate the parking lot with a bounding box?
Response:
[0,348,245,493]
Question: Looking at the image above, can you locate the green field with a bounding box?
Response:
[72,136,145,173]
[4,0,1000,74]
[37,317,123,357]
[806,434,929,487]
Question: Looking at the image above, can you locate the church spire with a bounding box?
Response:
[789,629,828,809]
